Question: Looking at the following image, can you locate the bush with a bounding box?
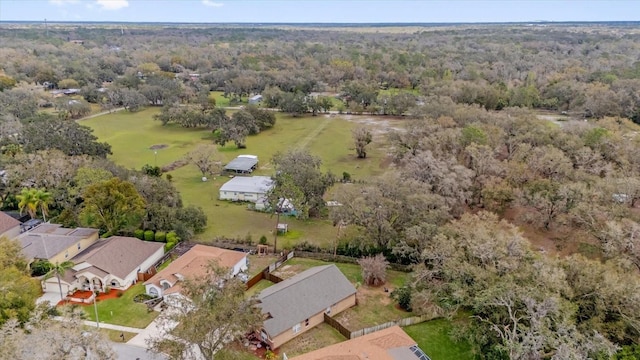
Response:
[30,259,53,276]
[391,285,412,311]
[358,253,389,286]
[166,231,179,243]
[133,229,144,240]
[144,230,155,241]
[155,231,166,242]
[259,235,268,245]
[165,241,177,252]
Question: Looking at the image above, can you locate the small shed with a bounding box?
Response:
[224,155,259,174]
[248,94,263,104]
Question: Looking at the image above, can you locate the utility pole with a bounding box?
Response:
[91,282,100,329]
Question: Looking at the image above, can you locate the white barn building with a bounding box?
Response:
[219,176,274,203]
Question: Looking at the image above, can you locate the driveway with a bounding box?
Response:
[127,313,178,348]
[36,290,64,306]
[111,343,167,360]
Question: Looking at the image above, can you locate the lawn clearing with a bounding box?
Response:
[404,318,474,360]
[82,108,397,248]
[83,284,158,329]
[245,279,274,297]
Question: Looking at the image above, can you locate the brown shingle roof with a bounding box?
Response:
[0,211,20,235]
[290,326,418,360]
[72,236,163,279]
[144,244,247,292]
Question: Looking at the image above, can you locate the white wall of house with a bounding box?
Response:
[122,246,165,288]
[231,257,248,276]
[42,278,71,294]
[219,190,263,202]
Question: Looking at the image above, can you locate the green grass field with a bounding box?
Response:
[82,107,393,246]
[404,318,474,360]
[83,284,158,329]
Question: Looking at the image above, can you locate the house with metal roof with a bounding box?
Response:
[219,175,274,203]
[257,264,357,349]
[289,325,431,360]
[223,155,259,174]
[42,236,164,297]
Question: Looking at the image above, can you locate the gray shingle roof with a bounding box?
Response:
[219,176,274,194]
[258,264,356,336]
[18,224,99,261]
[72,236,163,279]
[0,211,20,234]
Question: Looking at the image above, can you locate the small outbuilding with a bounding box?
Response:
[219,176,274,203]
[224,155,259,174]
[248,94,263,104]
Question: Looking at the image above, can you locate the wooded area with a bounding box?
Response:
[1,22,640,359]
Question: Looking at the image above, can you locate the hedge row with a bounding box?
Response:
[134,229,179,243]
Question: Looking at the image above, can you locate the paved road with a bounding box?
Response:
[111,343,167,360]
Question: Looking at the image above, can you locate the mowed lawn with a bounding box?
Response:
[82,107,393,247]
[83,284,158,328]
[404,318,474,360]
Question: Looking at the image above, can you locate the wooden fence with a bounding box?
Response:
[350,315,433,339]
[246,251,293,290]
[323,313,352,339]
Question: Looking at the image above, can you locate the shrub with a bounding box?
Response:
[133,229,144,240]
[166,231,179,243]
[259,235,268,245]
[30,259,53,276]
[391,285,412,311]
[144,230,155,241]
[155,231,166,242]
[164,241,177,252]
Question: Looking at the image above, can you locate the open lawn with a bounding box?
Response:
[83,284,158,329]
[94,328,137,343]
[404,318,474,360]
[82,107,397,247]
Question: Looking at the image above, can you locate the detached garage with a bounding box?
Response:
[219,176,274,203]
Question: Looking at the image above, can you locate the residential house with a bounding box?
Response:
[257,264,357,349]
[144,244,248,305]
[248,94,263,104]
[0,211,21,240]
[289,325,430,360]
[219,176,274,203]
[42,236,164,296]
[223,155,259,174]
[18,223,99,265]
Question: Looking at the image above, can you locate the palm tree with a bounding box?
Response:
[16,188,38,219]
[44,261,75,302]
[34,188,52,222]
[16,188,53,221]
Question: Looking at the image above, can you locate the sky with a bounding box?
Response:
[0,0,638,23]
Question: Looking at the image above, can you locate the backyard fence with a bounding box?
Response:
[324,313,352,339]
[324,313,434,340]
[246,251,294,290]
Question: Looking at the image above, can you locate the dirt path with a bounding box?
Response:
[294,116,333,150]
[76,107,125,121]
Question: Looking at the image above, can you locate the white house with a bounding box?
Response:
[144,245,248,305]
[219,176,274,203]
[42,236,164,296]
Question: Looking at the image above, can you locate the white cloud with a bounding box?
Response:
[49,0,80,5]
[202,0,223,7]
[95,0,129,10]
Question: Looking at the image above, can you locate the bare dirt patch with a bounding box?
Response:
[149,144,168,150]
[161,158,189,172]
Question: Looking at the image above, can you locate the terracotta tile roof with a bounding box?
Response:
[290,326,419,360]
[0,211,20,235]
[144,244,247,292]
